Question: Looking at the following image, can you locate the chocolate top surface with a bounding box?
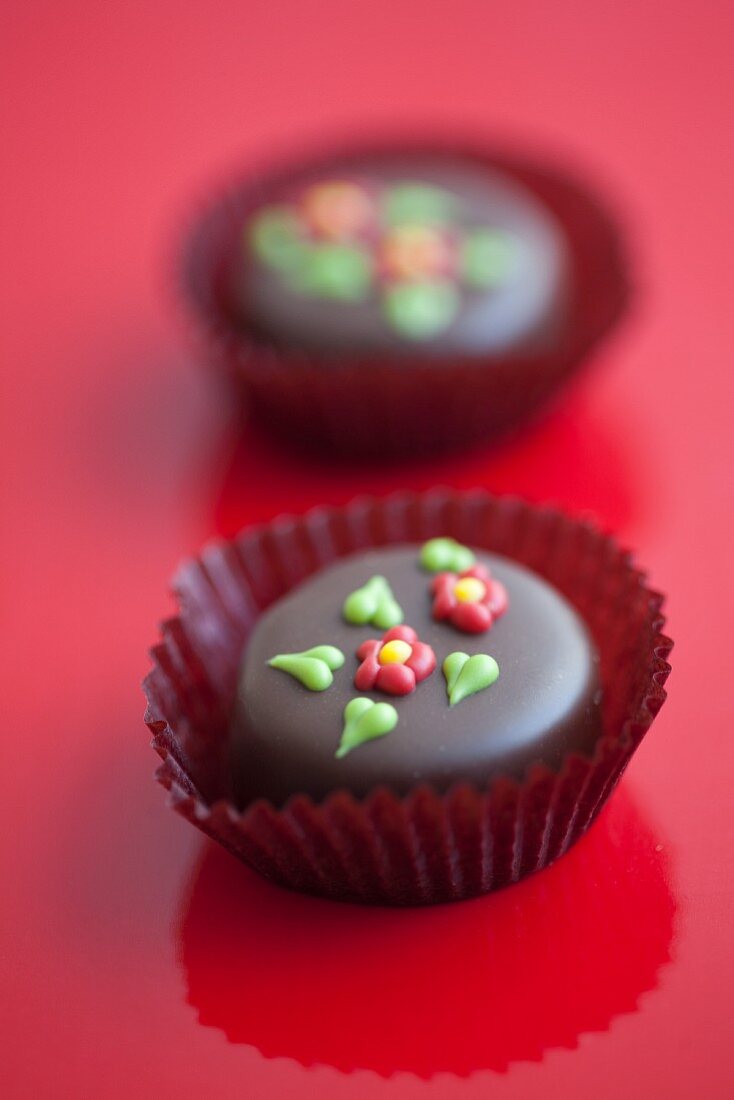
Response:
[231,546,602,808]
[231,153,570,358]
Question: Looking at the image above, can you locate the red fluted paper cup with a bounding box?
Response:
[177,137,629,457]
[143,491,671,905]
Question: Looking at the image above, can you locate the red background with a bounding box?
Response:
[2,2,732,1097]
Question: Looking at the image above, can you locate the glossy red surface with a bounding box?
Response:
[2,2,732,1097]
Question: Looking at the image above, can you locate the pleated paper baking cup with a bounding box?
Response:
[143,491,671,905]
[178,138,630,457]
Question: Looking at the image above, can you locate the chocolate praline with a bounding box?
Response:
[230,546,602,809]
[230,152,570,357]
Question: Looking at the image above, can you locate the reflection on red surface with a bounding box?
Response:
[179,787,674,1077]
[210,387,639,537]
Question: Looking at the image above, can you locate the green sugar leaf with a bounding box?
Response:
[383,280,459,340]
[460,229,517,288]
[383,182,455,226]
[298,645,345,668]
[288,244,373,301]
[372,593,404,630]
[343,576,404,629]
[419,537,476,573]
[442,651,469,698]
[336,697,399,758]
[443,651,499,707]
[268,645,345,692]
[249,206,306,272]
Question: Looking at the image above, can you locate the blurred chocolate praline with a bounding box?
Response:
[234,156,570,358]
[180,138,629,457]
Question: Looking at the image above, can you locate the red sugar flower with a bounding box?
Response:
[379,224,456,281]
[300,181,375,241]
[431,565,508,634]
[354,625,436,696]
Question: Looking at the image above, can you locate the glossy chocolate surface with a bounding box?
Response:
[231,546,602,808]
[231,154,570,357]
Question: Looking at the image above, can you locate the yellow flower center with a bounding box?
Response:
[454,577,486,603]
[378,639,413,665]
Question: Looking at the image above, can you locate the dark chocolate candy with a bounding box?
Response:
[230,546,602,808]
[232,153,570,357]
